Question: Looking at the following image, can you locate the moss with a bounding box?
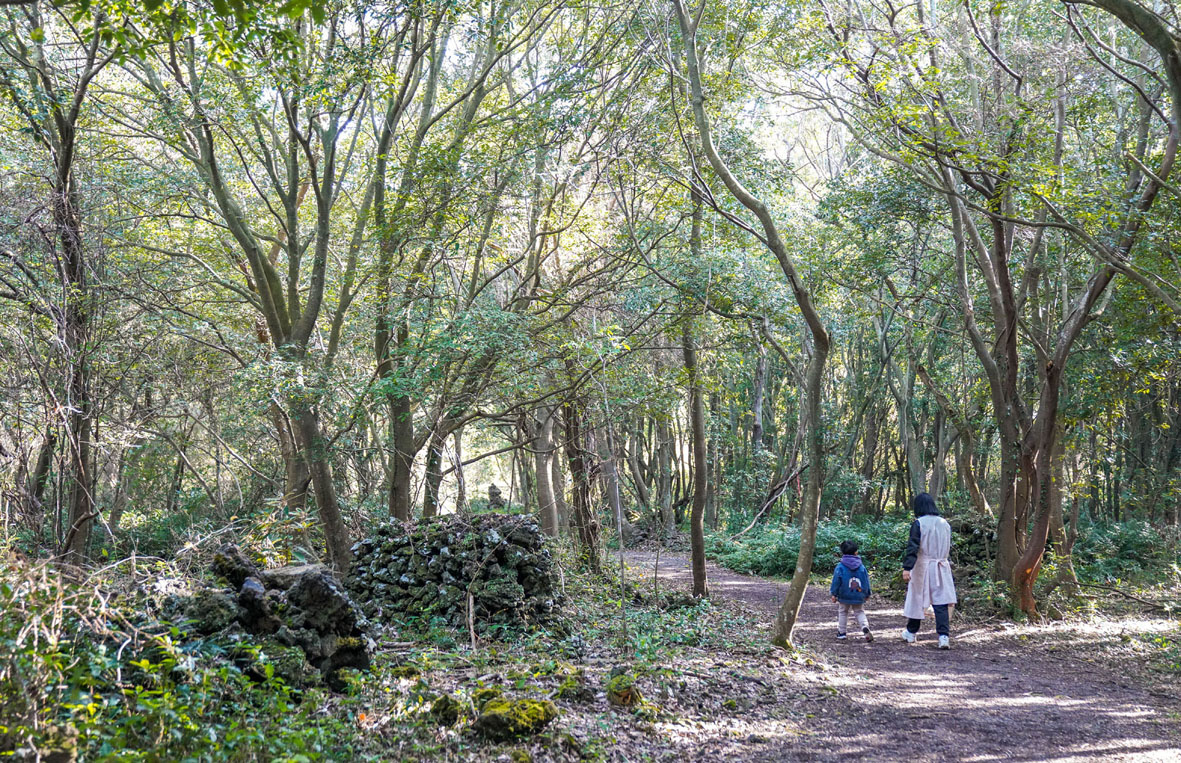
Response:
[473,698,558,741]
[606,673,642,707]
[430,694,462,726]
[230,640,320,689]
[388,664,421,679]
[722,698,738,710]
[509,750,533,763]
[527,659,573,677]
[471,686,504,711]
[555,670,593,703]
[184,590,241,635]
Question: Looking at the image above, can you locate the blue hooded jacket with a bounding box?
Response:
[830,555,871,605]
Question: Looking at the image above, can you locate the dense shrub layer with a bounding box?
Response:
[707,517,1180,584]
[707,519,910,578]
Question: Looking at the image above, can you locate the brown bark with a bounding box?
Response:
[296,408,351,570]
[562,384,600,572]
[271,403,309,512]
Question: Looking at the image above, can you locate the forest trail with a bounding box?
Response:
[621,551,1181,762]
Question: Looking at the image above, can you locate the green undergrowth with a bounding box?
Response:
[1139,627,1181,674]
[708,517,1178,582]
[1,544,774,762]
[706,518,911,579]
[0,561,356,762]
[706,517,1180,625]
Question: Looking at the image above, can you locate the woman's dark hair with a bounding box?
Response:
[913,492,939,517]
[839,540,859,555]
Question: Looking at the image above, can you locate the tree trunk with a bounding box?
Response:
[272,403,309,512]
[684,316,708,598]
[386,392,415,522]
[860,403,880,515]
[107,447,130,535]
[453,427,467,513]
[751,345,768,452]
[296,408,352,570]
[955,435,992,517]
[165,444,185,516]
[600,420,628,548]
[655,416,674,531]
[423,427,447,518]
[534,408,559,536]
[56,141,95,566]
[626,433,651,509]
[929,411,955,499]
[563,389,600,572]
[673,0,831,644]
[26,428,56,523]
[706,392,719,529]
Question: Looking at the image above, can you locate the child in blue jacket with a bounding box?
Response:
[830,539,873,642]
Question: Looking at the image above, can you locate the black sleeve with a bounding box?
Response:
[903,520,921,570]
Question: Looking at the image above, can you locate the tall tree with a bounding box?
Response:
[673,0,831,645]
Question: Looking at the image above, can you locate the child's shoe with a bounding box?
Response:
[862,627,874,643]
[902,629,916,644]
[836,632,847,640]
[938,635,950,649]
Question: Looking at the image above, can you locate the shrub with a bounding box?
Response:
[1071,520,1180,582]
[706,515,1180,590]
[706,518,909,578]
[0,558,359,761]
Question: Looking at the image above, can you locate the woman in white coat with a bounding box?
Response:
[901,492,957,648]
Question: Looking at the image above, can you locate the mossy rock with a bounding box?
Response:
[184,590,241,635]
[472,685,504,711]
[231,639,320,688]
[388,664,421,679]
[555,670,594,703]
[430,694,462,726]
[473,698,558,741]
[266,643,321,688]
[606,673,642,707]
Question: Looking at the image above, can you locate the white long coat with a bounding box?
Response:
[903,514,957,620]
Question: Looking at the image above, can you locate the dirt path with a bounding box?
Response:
[622,550,1181,762]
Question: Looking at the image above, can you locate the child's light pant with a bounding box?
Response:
[837,603,869,633]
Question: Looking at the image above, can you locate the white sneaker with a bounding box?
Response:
[938,635,950,649]
[902,630,916,644]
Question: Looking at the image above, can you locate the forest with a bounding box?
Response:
[0,0,1178,759]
